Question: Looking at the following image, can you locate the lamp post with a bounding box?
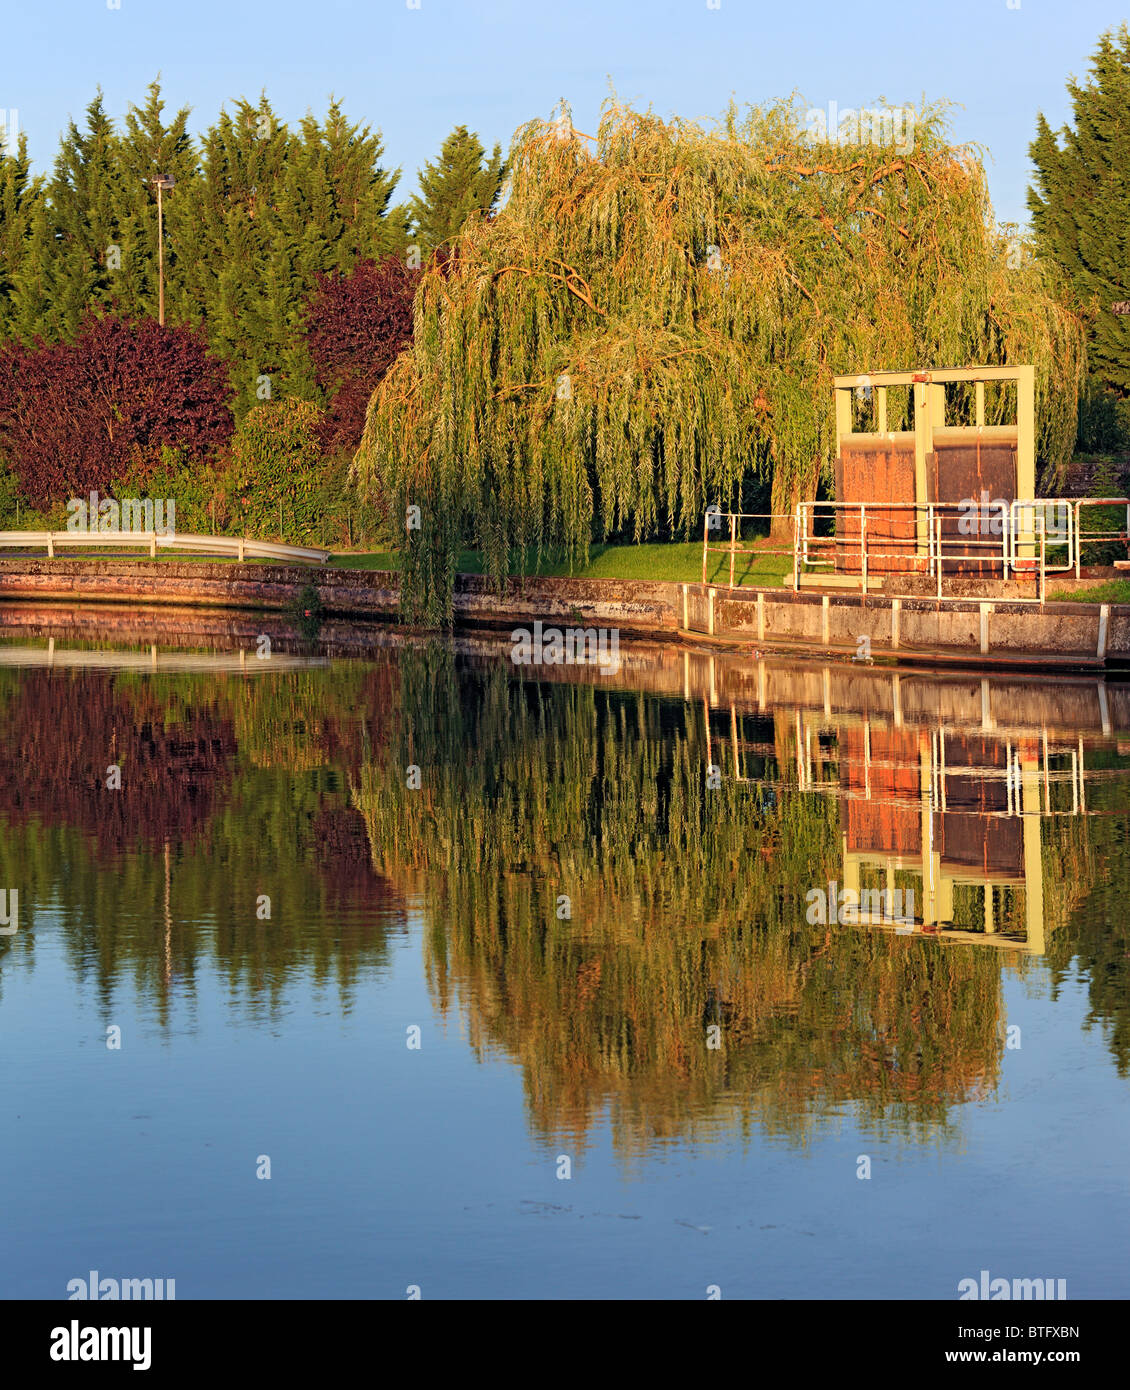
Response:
[152,174,175,326]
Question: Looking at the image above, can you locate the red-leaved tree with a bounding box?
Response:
[305,256,419,454]
[0,315,233,507]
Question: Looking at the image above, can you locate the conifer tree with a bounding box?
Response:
[1029,25,1130,397]
[116,80,197,321]
[171,97,293,406]
[172,97,405,413]
[7,196,53,341]
[0,134,45,337]
[43,92,129,338]
[409,125,506,256]
[292,100,406,268]
[0,84,405,417]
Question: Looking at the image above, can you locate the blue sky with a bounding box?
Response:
[3,0,1126,227]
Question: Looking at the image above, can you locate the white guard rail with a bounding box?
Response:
[0,531,331,565]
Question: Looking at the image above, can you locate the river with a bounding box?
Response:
[1,620,1128,1299]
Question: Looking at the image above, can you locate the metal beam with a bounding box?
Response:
[834,365,1034,389]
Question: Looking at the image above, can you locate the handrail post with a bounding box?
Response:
[792,507,800,591]
[1039,520,1046,606]
[729,512,736,589]
[860,506,868,602]
[936,516,943,601]
[1003,500,1012,579]
[1057,500,1066,577]
[702,511,708,587]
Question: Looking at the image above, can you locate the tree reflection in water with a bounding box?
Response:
[1,640,1128,1151]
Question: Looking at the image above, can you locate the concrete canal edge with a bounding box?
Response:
[0,557,1127,670]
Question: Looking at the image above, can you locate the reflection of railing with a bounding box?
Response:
[0,641,327,672]
[701,695,1128,952]
[0,530,331,564]
[791,718,1088,820]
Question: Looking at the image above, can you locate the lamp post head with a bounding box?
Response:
[152,174,175,191]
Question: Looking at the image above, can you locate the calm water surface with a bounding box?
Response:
[2,630,1129,1299]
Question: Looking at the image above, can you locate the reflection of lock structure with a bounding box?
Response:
[0,888,17,935]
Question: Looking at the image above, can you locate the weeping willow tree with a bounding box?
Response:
[355,96,1086,621]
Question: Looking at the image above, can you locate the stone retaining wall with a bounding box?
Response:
[0,558,1126,668]
[691,584,1127,667]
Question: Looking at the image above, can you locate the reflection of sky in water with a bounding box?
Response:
[5,924,1127,1299]
[1,646,1128,1298]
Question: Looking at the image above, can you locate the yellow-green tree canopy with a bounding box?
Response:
[355,97,1086,621]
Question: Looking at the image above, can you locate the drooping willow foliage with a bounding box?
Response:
[355,97,1087,621]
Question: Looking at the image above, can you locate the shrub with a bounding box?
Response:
[225,397,342,544]
[1077,376,1129,455]
[111,446,227,536]
[0,315,233,508]
[0,464,21,528]
[305,256,419,455]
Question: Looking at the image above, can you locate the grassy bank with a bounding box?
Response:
[1048,580,1130,603]
[332,540,793,587]
[0,537,791,585]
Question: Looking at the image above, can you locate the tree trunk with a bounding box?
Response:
[769,467,819,541]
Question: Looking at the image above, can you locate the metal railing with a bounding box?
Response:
[701,511,797,587]
[793,498,1130,602]
[701,497,1130,603]
[0,530,331,565]
[1073,498,1130,578]
[1002,500,1080,577]
[796,500,1027,598]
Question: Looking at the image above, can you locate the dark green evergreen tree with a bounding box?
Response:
[0,134,45,338]
[1029,25,1130,408]
[0,85,408,425]
[116,80,197,321]
[409,125,507,257]
[173,96,405,412]
[8,196,53,341]
[41,92,129,338]
[6,81,195,342]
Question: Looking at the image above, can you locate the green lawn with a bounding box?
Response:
[333,540,793,587]
[1048,579,1130,604]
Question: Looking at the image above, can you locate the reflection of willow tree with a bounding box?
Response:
[354,650,1005,1153]
[1042,751,1130,1074]
[0,664,401,1018]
